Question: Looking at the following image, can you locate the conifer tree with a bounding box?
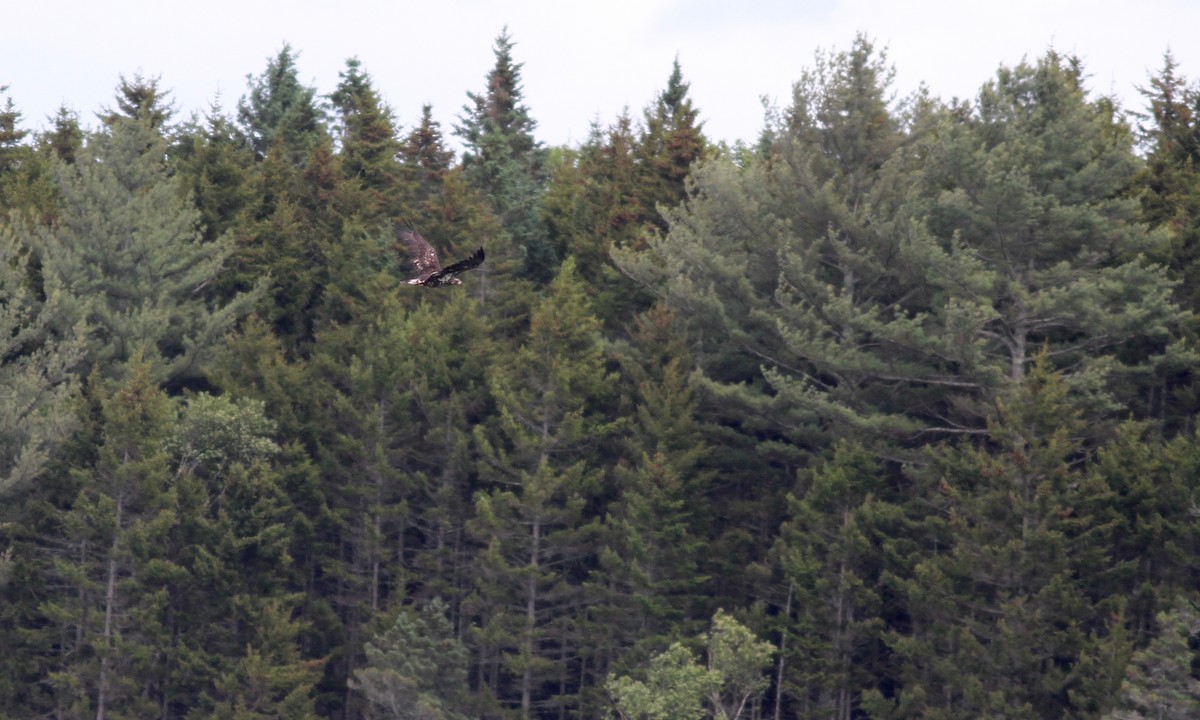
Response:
[100,72,176,130]
[884,357,1131,718]
[0,91,59,222]
[0,86,29,212]
[329,57,406,220]
[31,108,259,385]
[174,103,256,245]
[542,113,657,327]
[0,224,82,497]
[638,58,707,228]
[456,27,553,282]
[617,44,1186,451]
[402,104,455,202]
[351,598,472,720]
[39,358,177,718]
[238,44,327,165]
[467,258,614,718]
[1134,51,1200,310]
[1104,601,1200,720]
[773,441,899,720]
[44,105,84,164]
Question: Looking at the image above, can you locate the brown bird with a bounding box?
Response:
[395,221,485,288]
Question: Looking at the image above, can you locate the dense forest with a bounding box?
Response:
[3,28,1200,719]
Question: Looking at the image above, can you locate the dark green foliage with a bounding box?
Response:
[329,57,407,220]
[238,44,327,165]
[457,28,554,282]
[7,33,1200,720]
[638,58,707,228]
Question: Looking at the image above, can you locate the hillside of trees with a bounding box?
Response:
[3,30,1200,719]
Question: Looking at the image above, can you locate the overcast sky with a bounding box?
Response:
[5,0,1200,150]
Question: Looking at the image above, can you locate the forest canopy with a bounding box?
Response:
[2,30,1200,720]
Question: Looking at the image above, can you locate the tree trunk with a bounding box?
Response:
[96,494,123,720]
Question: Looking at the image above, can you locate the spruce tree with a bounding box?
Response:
[237,44,327,165]
[637,58,707,229]
[885,358,1131,718]
[772,441,899,720]
[329,57,406,220]
[456,27,553,282]
[467,258,613,718]
[39,358,177,719]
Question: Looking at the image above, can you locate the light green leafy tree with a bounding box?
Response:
[608,610,774,720]
[351,598,471,720]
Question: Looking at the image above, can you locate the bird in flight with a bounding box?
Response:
[395,220,485,288]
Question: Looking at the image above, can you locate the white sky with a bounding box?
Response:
[4,0,1199,150]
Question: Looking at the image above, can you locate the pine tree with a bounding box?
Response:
[0,223,82,497]
[30,105,260,386]
[616,44,1186,453]
[351,598,472,720]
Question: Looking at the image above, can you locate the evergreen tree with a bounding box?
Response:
[44,105,84,164]
[542,112,658,327]
[637,58,707,229]
[772,441,899,720]
[0,90,59,222]
[329,57,406,220]
[402,104,455,202]
[31,108,260,385]
[883,358,1131,718]
[39,358,177,719]
[1133,51,1200,309]
[0,223,82,497]
[174,102,256,245]
[0,86,29,213]
[1104,601,1200,720]
[467,258,613,718]
[918,53,1184,415]
[100,72,176,130]
[616,44,1186,452]
[351,598,472,720]
[456,27,553,282]
[580,306,713,706]
[238,44,327,165]
[614,36,935,450]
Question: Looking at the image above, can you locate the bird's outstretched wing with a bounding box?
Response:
[436,247,485,278]
[396,226,442,282]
